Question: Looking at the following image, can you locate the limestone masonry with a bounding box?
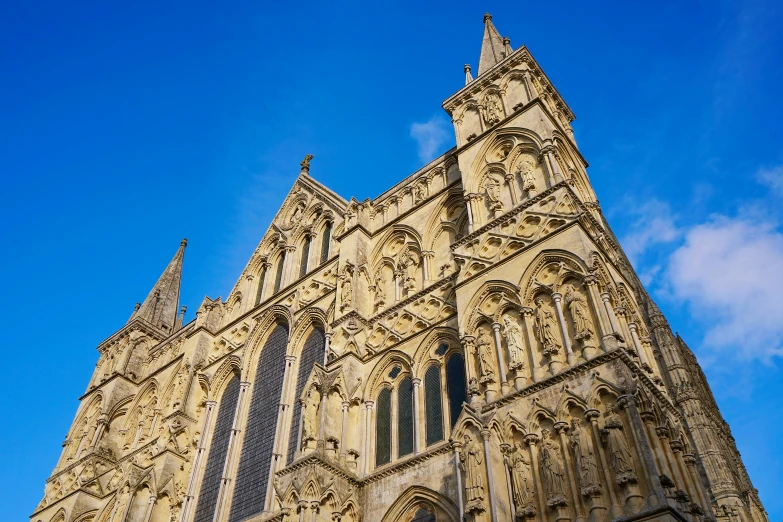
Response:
[32,14,768,522]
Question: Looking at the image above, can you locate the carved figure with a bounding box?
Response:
[564,285,594,340]
[301,388,320,442]
[482,93,503,125]
[569,419,601,496]
[400,250,418,293]
[503,317,525,370]
[475,329,496,384]
[341,277,353,310]
[374,270,386,308]
[485,176,503,212]
[169,362,189,410]
[534,298,561,355]
[300,154,314,170]
[518,158,537,192]
[414,184,426,203]
[511,442,536,514]
[460,434,486,512]
[602,404,636,485]
[539,429,567,506]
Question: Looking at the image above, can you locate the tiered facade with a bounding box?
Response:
[32,14,767,522]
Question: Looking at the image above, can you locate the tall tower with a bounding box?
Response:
[32,14,767,522]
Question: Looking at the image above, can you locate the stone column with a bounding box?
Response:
[491,322,511,394]
[412,378,422,454]
[671,440,697,511]
[339,401,349,462]
[298,500,308,522]
[481,428,499,522]
[544,144,564,184]
[90,415,109,448]
[310,501,319,522]
[422,251,434,283]
[393,270,402,302]
[656,427,683,490]
[521,307,540,383]
[363,401,374,475]
[551,293,574,365]
[460,335,481,405]
[614,308,635,356]
[585,409,622,518]
[141,495,156,522]
[640,412,672,487]
[181,400,216,522]
[555,422,585,522]
[628,323,650,369]
[464,193,474,231]
[258,261,272,303]
[523,70,537,101]
[505,172,518,205]
[452,441,465,516]
[525,433,548,520]
[282,245,297,288]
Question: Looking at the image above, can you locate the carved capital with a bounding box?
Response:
[553,421,569,434]
[480,428,491,441]
[584,409,600,422]
[524,433,540,446]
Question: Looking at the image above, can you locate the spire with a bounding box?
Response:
[132,238,187,333]
[477,13,511,76]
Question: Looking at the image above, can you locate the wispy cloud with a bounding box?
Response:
[620,198,681,267]
[756,164,783,198]
[410,115,450,164]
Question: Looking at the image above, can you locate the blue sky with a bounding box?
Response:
[1,1,782,520]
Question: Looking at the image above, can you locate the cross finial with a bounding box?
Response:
[300,154,314,174]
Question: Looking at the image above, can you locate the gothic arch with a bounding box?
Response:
[49,507,67,522]
[463,280,522,333]
[208,355,242,401]
[518,250,589,304]
[242,305,292,380]
[379,486,460,522]
[72,510,96,522]
[288,307,328,356]
[465,127,547,194]
[365,349,414,400]
[411,326,461,375]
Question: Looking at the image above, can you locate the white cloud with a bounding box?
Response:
[410,115,450,164]
[665,216,783,361]
[756,164,783,198]
[620,199,680,266]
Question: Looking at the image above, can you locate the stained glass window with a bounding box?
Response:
[273,253,285,294]
[193,375,240,522]
[446,354,467,429]
[286,328,325,464]
[411,508,436,522]
[375,388,392,466]
[397,377,414,458]
[424,365,444,445]
[254,268,266,306]
[228,324,288,522]
[319,223,331,264]
[299,236,311,279]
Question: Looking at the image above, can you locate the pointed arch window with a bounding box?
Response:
[254,266,266,306]
[299,235,311,278]
[273,252,285,294]
[286,328,325,464]
[375,388,392,467]
[424,365,444,446]
[320,222,332,264]
[411,508,437,522]
[228,324,289,522]
[193,376,240,522]
[446,354,467,429]
[397,376,414,458]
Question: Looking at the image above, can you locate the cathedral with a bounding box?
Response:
[31,14,768,522]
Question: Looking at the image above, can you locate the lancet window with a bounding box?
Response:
[273,253,285,294]
[375,387,392,466]
[397,376,414,458]
[193,376,240,522]
[299,235,311,278]
[254,266,266,306]
[445,353,467,429]
[286,328,325,464]
[424,365,444,446]
[228,324,289,522]
[319,222,332,264]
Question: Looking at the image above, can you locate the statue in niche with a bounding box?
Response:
[340,277,353,311]
[301,387,321,443]
[503,317,526,370]
[110,484,132,522]
[602,404,636,485]
[374,270,386,308]
[169,361,189,410]
[289,202,305,227]
[564,285,594,341]
[400,250,418,293]
[539,429,567,507]
[485,176,503,212]
[414,184,426,203]
[482,93,503,125]
[511,442,536,515]
[534,298,561,356]
[460,434,486,513]
[517,158,537,193]
[475,329,496,384]
[569,419,601,496]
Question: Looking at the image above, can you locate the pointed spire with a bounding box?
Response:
[477,13,512,76]
[464,64,474,85]
[132,238,187,333]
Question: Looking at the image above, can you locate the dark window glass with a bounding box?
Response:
[424,365,444,445]
[435,342,449,356]
[228,324,288,522]
[397,377,414,458]
[286,328,325,464]
[193,376,240,522]
[319,223,331,264]
[299,236,311,278]
[446,354,467,429]
[375,388,392,466]
[273,253,285,294]
[411,508,437,522]
[254,268,266,306]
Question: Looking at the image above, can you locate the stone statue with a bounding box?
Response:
[569,419,600,496]
[374,270,386,308]
[475,329,496,384]
[534,298,561,355]
[400,250,418,293]
[170,363,189,410]
[511,442,536,514]
[518,158,537,192]
[482,93,503,125]
[414,184,425,203]
[341,277,353,310]
[460,434,486,513]
[602,404,636,485]
[539,429,567,507]
[110,485,131,522]
[503,317,525,370]
[301,388,320,443]
[564,285,594,341]
[485,176,503,212]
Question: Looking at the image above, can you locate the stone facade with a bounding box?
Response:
[31,13,768,522]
